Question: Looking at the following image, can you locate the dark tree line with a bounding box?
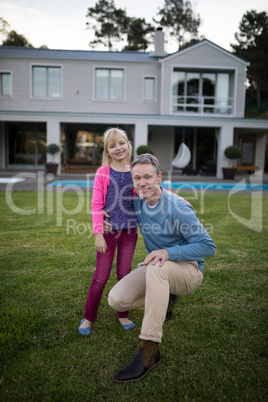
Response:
[231,10,268,113]
[86,0,200,51]
[2,30,33,47]
[0,17,40,47]
[1,1,201,51]
[0,1,202,51]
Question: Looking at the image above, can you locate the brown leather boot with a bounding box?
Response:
[140,340,160,367]
[165,294,180,321]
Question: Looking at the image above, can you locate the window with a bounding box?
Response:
[144,77,155,102]
[215,73,230,113]
[172,69,233,114]
[95,68,124,101]
[172,72,185,111]
[1,72,12,97]
[7,122,47,166]
[202,73,216,112]
[186,72,200,112]
[62,123,106,162]
[32,66,61,98]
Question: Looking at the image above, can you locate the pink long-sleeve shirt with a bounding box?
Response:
[91,165,136,234]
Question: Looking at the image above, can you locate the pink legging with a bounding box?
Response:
[84,227,138,322]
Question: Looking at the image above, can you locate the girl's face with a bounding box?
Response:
[107,136,129,162]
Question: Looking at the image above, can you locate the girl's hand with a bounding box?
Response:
[103,211,112,232]
[95,234,107,254]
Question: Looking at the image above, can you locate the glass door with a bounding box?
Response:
[7,122,47,167]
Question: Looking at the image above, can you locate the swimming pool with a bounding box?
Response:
[47,180,268,191]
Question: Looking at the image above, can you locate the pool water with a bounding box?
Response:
[48,180,268,191]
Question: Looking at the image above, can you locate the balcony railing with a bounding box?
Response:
[172,96,233,115]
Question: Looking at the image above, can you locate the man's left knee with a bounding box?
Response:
[108,287,118,310]
[146,262,167,280]
[108,286,128,312]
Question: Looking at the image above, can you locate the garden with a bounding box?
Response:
[0,189,267,401]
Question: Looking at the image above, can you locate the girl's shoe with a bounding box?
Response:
[121,318,135,331]
[79,319,92,336]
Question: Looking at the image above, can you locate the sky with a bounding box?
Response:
[0,0,267,53]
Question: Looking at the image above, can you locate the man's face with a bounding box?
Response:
[131,163,162,205]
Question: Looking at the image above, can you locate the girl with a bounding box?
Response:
[79,128,139,336]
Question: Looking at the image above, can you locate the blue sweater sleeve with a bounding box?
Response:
[165,203,216,262]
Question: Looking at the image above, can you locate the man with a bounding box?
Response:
[105,154,216,383]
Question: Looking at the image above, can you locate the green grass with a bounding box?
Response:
[0,190,267,401]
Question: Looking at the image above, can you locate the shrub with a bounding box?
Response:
[136,145,154,155]
[46,143,60,155]
[224,145,242,159]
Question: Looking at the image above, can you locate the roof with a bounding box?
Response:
[161,39,250,65]
[0,46,161,63]
[0,39,249,65]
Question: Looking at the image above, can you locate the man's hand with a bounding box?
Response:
[95,233,107,253]
[142,249,169,267]
[103,211,112,232]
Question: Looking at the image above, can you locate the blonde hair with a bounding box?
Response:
[102,127,132,166]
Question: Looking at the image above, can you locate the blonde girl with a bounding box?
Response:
[79,128,139,335]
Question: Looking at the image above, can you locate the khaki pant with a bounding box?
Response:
[108,260,203,343]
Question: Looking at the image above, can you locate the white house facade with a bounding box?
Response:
[0,31,267,178]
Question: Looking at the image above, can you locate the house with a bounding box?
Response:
[0,29,267,178]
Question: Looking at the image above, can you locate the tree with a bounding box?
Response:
[2,30,33,47]
[231,10,268,110]
[231,10,268,50]
[154,0,200,49]
[124,18,154,51]
[0,17,10,35]
[86,0,129,51]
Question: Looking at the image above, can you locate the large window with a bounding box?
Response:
[144,77,155,102]
[7,122,47,166]
[95,68,124,101]
[61,123,134,163]
[172,70,233,114]
[32,66,61,98]
[1,72,12,97]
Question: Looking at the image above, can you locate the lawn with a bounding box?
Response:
[0,190,267,401]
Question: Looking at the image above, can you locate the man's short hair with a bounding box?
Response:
[131,153,161,175]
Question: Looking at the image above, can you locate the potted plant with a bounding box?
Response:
[136,145,154,155]
[222,145,242,180]
[45,143,60,175]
